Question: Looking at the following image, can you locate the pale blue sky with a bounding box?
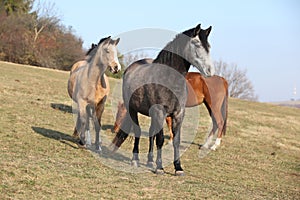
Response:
[41,0,300,102]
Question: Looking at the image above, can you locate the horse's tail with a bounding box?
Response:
[221,78,229,136]
[110,127,130,152]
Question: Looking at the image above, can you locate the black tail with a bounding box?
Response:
[111,129,129,152]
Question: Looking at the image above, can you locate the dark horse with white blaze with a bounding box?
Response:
[111,24,214,176]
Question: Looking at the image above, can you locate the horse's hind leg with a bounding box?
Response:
[148,105,166,174]
[130,110,141,167]
[172,110,185,176]
[210,119,224,150]
[202,115,217,150]
[147,110,165,169]
[166,117,173,143]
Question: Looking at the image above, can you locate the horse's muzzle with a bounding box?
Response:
[109,63,121,74]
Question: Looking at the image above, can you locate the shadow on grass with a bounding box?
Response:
[31,126,132,163]
[50,103,72,114]
[182,140,201,148]
[32,126,78,149]
[101,124,114,132]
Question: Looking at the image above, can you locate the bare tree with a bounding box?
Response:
[31,0,59,43]
[214,60,258,101]
[123,51,149,67]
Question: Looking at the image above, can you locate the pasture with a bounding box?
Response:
[0,61,299,199]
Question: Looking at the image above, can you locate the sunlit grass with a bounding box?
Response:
[0,61,299,199]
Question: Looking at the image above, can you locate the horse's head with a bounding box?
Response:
[113,102,127,133]
[99,36,121,73]
[185,24,215,77]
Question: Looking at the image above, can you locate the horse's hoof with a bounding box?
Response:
[175,170,185,176]
[131,160,140,168]
[210,145,217,151]
[155,169,165,175]
[86,141,92,146]
[146,161,155,169]
[73,134,79,139]
[95,146,102,153]
[77,143,86,149]
[199,147,211,159]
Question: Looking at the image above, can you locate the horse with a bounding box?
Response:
[111,24,214,176]
[68,43,107,98]
[68,36,121,151]
[67,44,110,145]
[113,70,228,150]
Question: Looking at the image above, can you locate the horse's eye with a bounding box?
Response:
[105,49,110,53]
[194,42,201,48]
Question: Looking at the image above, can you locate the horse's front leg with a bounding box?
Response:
[94,97,107,152]
[172,110,185,176]
[77,103,88,147]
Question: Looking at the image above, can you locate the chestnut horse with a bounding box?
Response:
[114,67,228,151]
[68,36,121,151]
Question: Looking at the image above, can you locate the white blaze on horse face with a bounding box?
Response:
[186,35,215,76]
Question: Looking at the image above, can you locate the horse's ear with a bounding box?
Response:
[194,24,201,36]
[115,38,120,45]
[205,26,212,37]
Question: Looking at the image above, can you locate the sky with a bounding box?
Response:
[38,0,300,102]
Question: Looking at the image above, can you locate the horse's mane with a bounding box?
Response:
[86,43,98,56]
[98,36,111,45]
[85,36,111,62]
[153,27,197,73]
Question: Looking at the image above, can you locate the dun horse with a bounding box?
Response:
[111,24,214,176]
[68,36,121,151]
[114,70,228,151]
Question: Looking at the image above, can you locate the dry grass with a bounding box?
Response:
[0,61,299,199]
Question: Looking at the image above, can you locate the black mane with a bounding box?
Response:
[85,36,111,58]
[199,28,211,52]
[85,43,98,56]
[98,36,111,45]
[153,27,197,74]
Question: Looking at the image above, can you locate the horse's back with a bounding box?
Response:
[123,62,187,116]
[204,75,228,96]
[70,60,87,74]
[124,58,153,75]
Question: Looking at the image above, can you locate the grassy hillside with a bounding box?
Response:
[0,61,299,199]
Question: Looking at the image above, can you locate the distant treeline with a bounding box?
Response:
[0,0,84,70]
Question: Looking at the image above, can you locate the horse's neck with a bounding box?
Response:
[87,54,106,87]
[153,50,190,74]
[153,35,191,74]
